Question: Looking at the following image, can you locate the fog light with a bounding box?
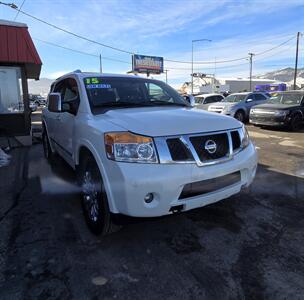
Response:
[144,193,154,203]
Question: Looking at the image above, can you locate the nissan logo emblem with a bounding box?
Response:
[205,140,217,154]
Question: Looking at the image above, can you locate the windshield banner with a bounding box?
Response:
[132,54,164,74]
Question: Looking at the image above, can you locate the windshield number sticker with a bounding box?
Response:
[86,84,111,89]
[85,78,101,85]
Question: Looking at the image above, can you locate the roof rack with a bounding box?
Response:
[55,69,82,80]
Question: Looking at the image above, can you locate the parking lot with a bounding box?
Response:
[0,118,303,299]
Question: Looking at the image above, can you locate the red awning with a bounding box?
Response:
[0,20,42,80]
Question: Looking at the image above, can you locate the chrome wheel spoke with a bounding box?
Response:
[82,170,101,223]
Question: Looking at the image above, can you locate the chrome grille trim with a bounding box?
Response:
[155,128,244,166]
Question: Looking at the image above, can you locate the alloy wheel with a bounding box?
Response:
[82,171,100,223]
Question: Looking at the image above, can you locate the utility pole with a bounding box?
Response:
[293,32,300,90]
[165,69,169,84]
[248,53,255,92]
[191,39,211,94]
[191,41,194,94]
[99,54,102,73]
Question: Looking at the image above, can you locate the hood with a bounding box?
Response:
[253,103,298,110]
[96,106,241,137]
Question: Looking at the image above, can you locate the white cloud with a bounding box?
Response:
[4,0,301,86]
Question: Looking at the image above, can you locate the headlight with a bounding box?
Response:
[105,132,158,163]
[224,106,233,112]
[274,110,288,116]
[241,125,250,148]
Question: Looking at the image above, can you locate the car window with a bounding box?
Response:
[247,94,256,101]
[146,82,174,102]
[53,80,65,98]
[204,96,216,104]
[224,94,247,103]
[216,96,224,102]
[63,78,79,104]
[255,93,267,101]
[194,96,204,104]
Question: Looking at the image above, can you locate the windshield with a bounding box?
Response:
[84,77,187,112]
[194,96,204,104]
[267,93,303,105]
[223,94,247,103]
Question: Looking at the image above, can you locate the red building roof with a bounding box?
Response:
[0,20,42,80]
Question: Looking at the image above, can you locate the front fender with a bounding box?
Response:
[75,139,119,214]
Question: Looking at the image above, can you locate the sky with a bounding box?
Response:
[0,0,303,87]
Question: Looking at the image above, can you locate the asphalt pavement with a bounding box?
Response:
[0,117,303,299]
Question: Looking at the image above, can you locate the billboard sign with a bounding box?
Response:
[132,54,163,74]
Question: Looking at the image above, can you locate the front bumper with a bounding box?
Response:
[208,109,235,117]
[105,142,257,217]
[250,114,288,127]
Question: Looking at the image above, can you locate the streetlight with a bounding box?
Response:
[191,39,211,94]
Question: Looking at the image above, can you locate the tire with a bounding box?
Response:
[290,114,302,131]
[234,110,245,123]
[42,128,53,160]
[79,155,120,235]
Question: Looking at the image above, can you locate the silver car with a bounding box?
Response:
[208,92,269,122]
[194,93,224,110]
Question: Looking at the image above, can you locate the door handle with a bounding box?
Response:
[56,115,61,121]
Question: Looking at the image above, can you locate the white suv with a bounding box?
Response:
[42,71,257,235]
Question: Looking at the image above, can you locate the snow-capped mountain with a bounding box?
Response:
[256,67,304,82]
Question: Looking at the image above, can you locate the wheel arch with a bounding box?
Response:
[42,120,55,153]
[76,142,119,214]
[234,108,247,119]
[290,110,303,119]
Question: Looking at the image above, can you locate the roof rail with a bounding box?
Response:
[55,69,82,80]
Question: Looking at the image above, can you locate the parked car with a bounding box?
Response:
[29,102,38,112]
[208,92,269,122]
[194,93,224,110]
[29,94,47,106]
[250,91,304,131]
[42,71,257,235]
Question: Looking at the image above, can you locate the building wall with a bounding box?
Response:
[0,65,31,143]
[223,79,276,93]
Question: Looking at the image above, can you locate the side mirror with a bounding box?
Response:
[48,93,62,112]
[246,98,253,103]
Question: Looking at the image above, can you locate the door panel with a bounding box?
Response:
[56,78,80,163]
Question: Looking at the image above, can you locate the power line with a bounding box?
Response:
[255,36,295,56]
[0,1,298,66]
[165,36,296,65]
[192,33,295,52]
[166,39,296,71]
[13,0,25,21]
[0,1,134,55]
[34,38,132,64]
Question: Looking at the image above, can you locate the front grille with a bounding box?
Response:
[189,133,229,161]
[231,130,241,150]
[166,138,193,161]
